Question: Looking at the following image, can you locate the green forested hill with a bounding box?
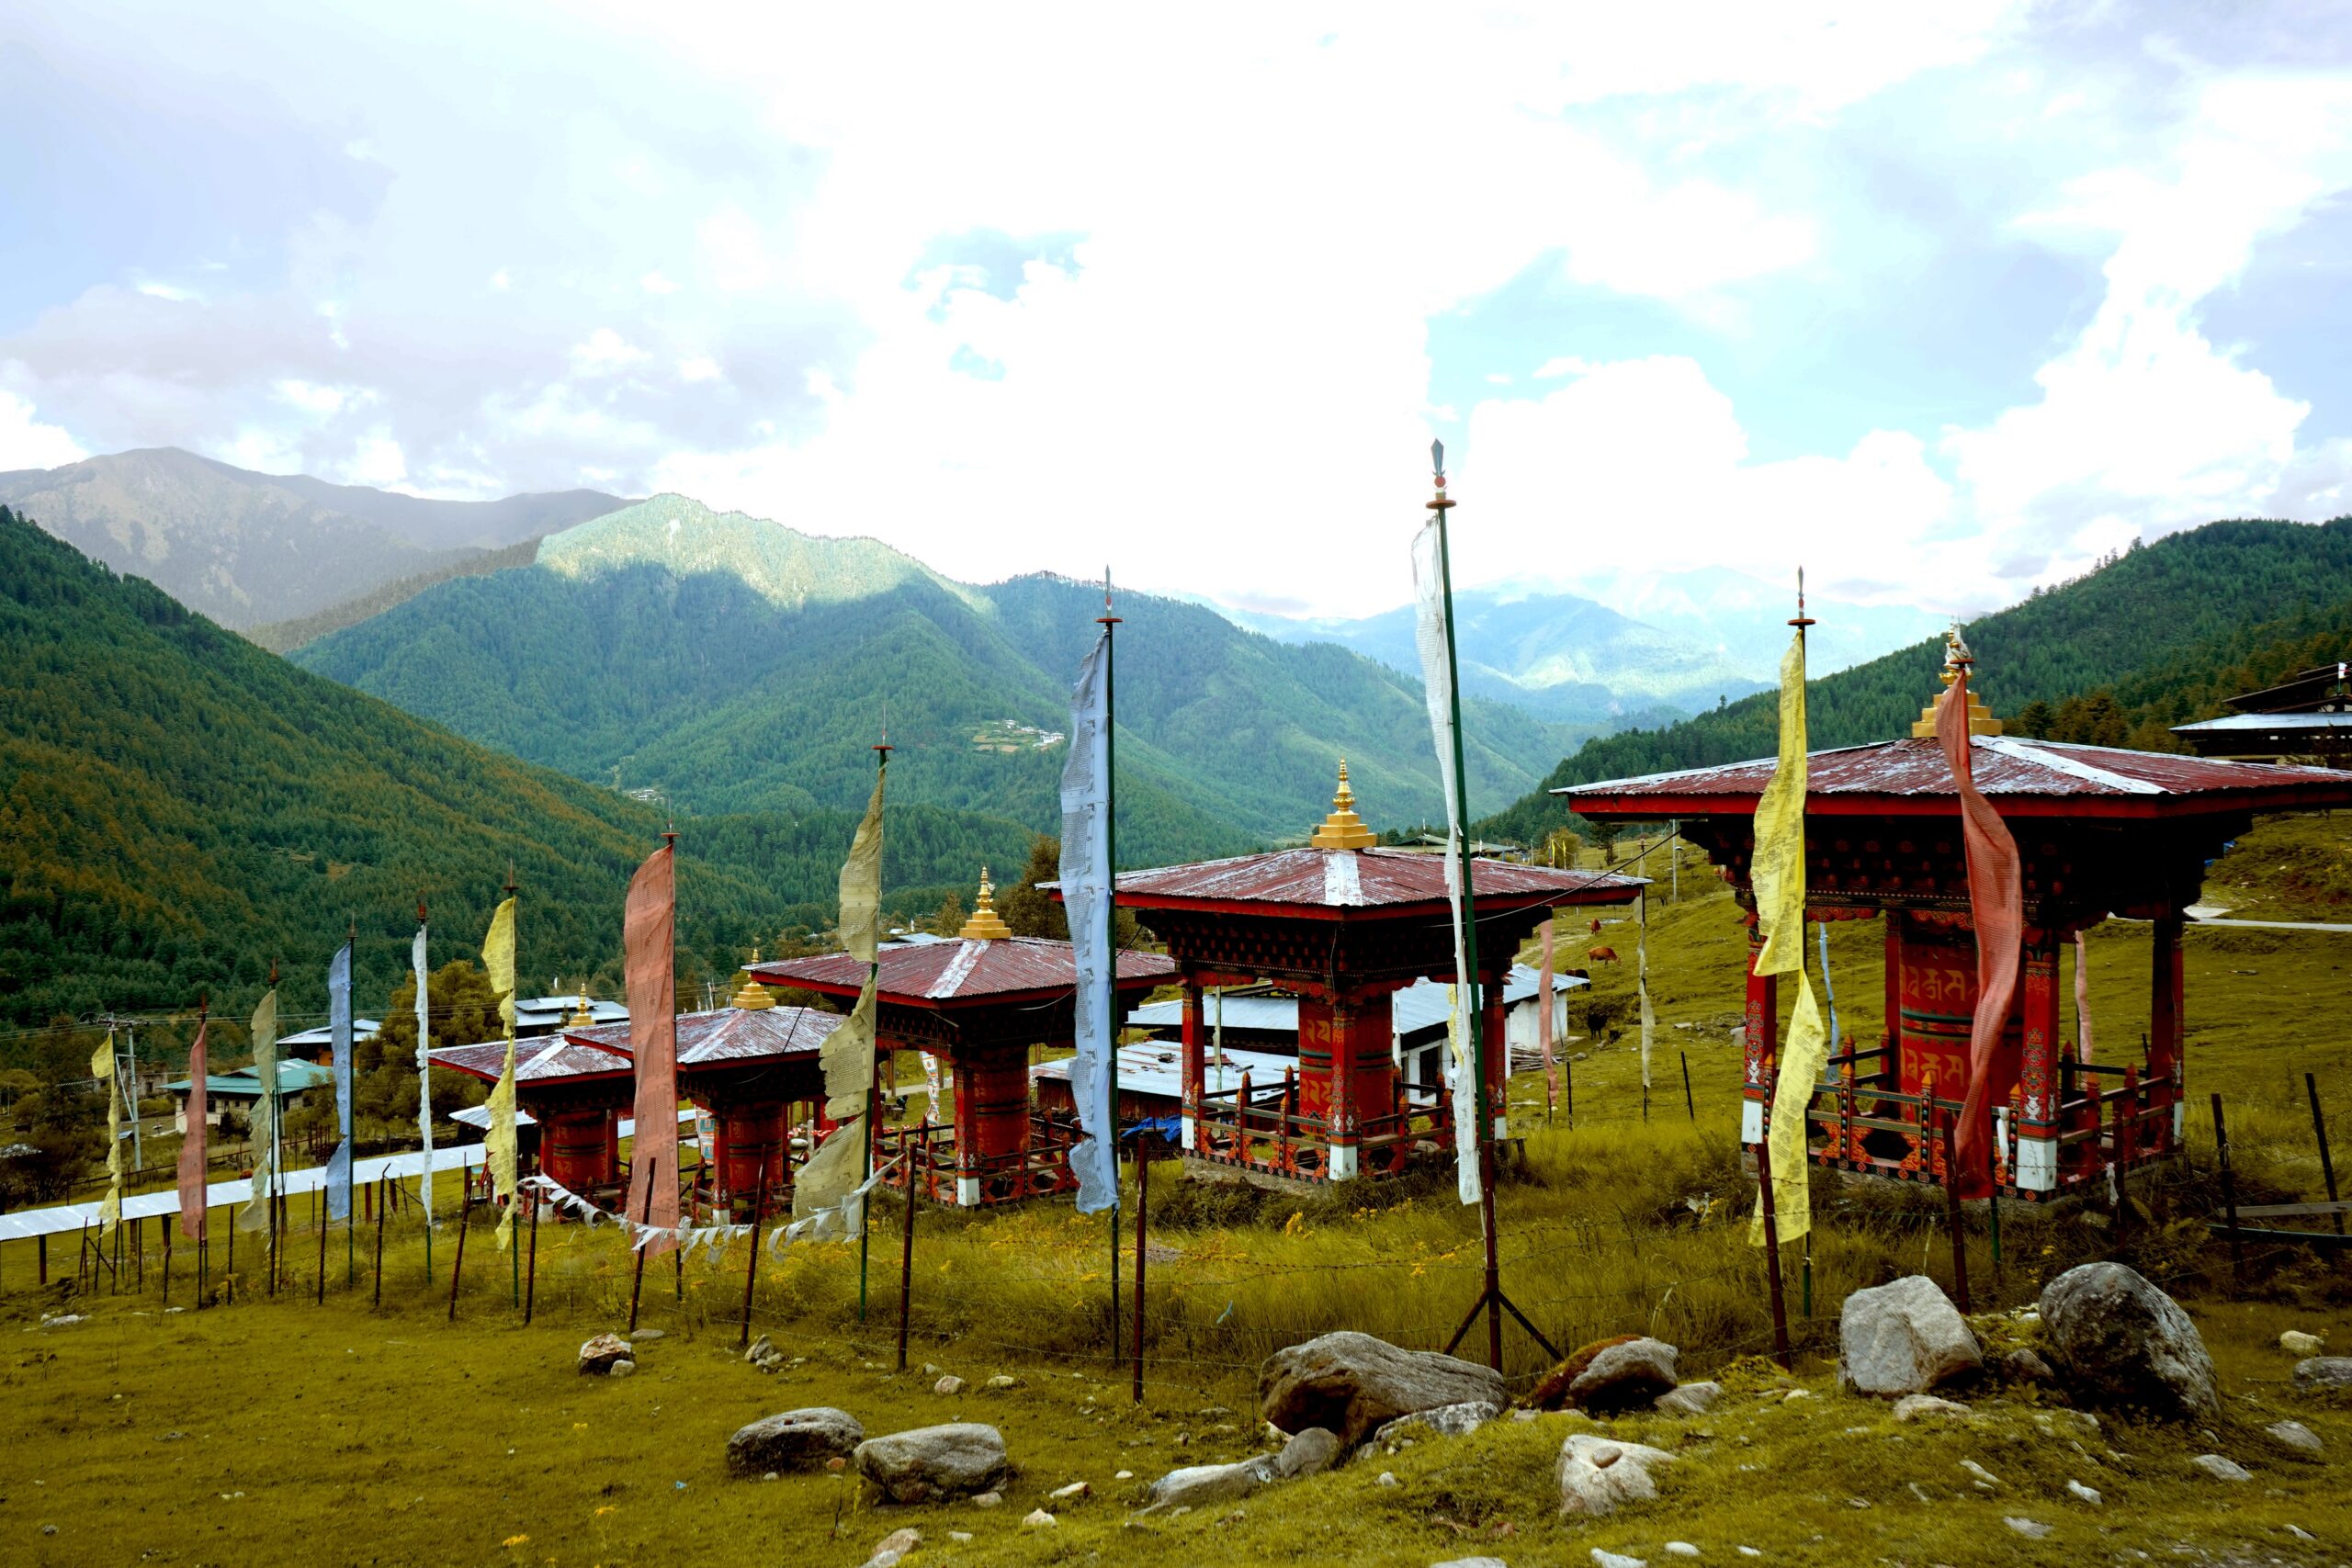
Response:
[1480,516,2352,842]
[293,496,1576,862]
[0,508,1035,1035]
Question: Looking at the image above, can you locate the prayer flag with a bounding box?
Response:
[177,1018,209,1242]
[1637,891,1655,1091]
[1538,920,1559,1108]
[324,940,355,1221]
[1411,518,1480,1206]
[2074,930,2094,1066]
[239,989,277,1233]
[481,897,519,1249]
[624,845,682,1253]
[1060,626,1119,1214]
[92,1033,122,1237]
[413,921,435,1224]
[796,770,885,1235]
[1938,669,2022,1198]
[1751,630,1830,1244]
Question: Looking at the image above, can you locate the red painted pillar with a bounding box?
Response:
[2015,937,2061,1192]
[1883,914,1904,1089]
[1744,919,1776,1145]
[544,1105,615,1193]
[2150,915,2185,1151]
[1480,978,1509,1143]
[956,1054,1029,1205]
[1180,982,1204,1155]
[717,1100,787,1203]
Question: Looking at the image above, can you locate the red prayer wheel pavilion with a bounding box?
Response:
[431,1030,633,1198]
[1069,764,1643,1188]
[749,870,1178,1207]
[1563,648,2352,1201]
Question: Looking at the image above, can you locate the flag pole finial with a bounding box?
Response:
[1789,567,1815,630]
[1098,566,1121,627]
[1428,438,1454,513]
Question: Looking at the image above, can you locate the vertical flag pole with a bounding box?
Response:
[417,897,435,1280]
[858,742,890,1323]
[1100,570,1123,1355]
[346,916,357,1288]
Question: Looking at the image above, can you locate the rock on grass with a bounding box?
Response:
[1259,1332,1508,1448]
[727,1408,864,1476]
[1838,1276,1981,1396]
[853,1424,1012,1504]
[2039,1262,2216,1420]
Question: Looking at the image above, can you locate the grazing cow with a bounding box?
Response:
[1589,918,1603,935]
[1587,945,1621,964]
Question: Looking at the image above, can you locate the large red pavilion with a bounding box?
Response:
[1069,765,1643,1187]
[1564,651,2352,1200]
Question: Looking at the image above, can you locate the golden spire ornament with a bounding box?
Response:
[958,865,1014,940]
[1308,758,1378,850]
[1910,620,2002,739]
[729,944,776,1010]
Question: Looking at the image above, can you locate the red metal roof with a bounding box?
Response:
[567,1006,842,1065]
[428,1036,633,1086]
[750,937,1177,1008]
[1073,847,1643,917]
[1563,735,2352,819]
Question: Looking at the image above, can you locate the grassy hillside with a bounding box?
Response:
[1483,516,2352,843]
[294,496,1577,863]
[0,508,1035,1034]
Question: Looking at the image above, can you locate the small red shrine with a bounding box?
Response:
[1078,765,1643,1187]
[1564,647,2352,1200]
[749,871,1178,1207]
[431,1028,634,1198]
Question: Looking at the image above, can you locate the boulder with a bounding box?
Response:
[1261,1332,1510,1447]
[579,1334,634,1374]
[2000,1347,2054,1384]
[2294,1356,2352,1392]
[607,1360,637,1378]
[727,1407,865,1476]
[1892,1394,1971,1422]
[2279,1330,2325,1357]
[1567,1338,1679,1414]
[1837,1276,1982,1396]
[1528,1335,1642,1411]
[1556,1433,1676,1517]
[1374,1402,1502,1445]
[2189,1453,2250,1483]
[858,1528,920,1568]
[2039,1262,2216,1419]
[854,1424,1012,1504]
[2267,1420,2323,1456]
[1142,1456,1275,1510]
[1271,1427,1342,1480]
[1653,1382,1721,1417]
[934,1375,967,1396]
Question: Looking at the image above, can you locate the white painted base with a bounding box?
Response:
[2016,1136,2058,1192]
[1741,1100,1764,1145]
[957,1175,981,1207]
[1327,1143,1359,1181]
[1181,1117,1197,1153]
[2174,1101,2186,1142]
[1491,1114,1509,1141]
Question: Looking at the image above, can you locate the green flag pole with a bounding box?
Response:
[507,868,521,1312]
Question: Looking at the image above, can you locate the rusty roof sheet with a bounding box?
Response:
[1562,735,2352,816]
[1088,846,1643,912]
[428,1036,633,1085]
[750,937,1177,1005]
[566,1006,842,1065]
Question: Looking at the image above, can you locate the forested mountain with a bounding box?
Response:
[0,448,628,630]
[294,496,1578,863]
[0,507,1035,1037]
[1480,517,2352,843]
[243,535,547,653]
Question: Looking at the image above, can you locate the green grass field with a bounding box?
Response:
[4,823,2349,1566]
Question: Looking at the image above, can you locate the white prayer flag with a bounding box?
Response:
[1412,519,1481,1207]
[1061,625,1119,1213]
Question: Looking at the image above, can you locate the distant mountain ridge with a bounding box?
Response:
[0,447,630,630]
[1479,516,2352,844]
[295,495,1586,863]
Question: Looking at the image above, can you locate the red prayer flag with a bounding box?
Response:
[625,843,680,1253]
[1937,670,2022,1198]
[177,1020,209,1242]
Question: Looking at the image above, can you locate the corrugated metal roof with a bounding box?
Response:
[751,937,1177,1005]
[1122,964,1585,1035]
[1087,847,1642,912]
[1031,1043,1295,1102]
[566,1006,842,1065]
[164,1060,335,1096]
[1564,735,2352,816]
[2174,713,2352,732]
[429,1035,634,1084]
[278,1020,381,1047]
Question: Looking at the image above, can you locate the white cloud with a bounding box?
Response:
[134,280,198,301]
[275,378,352,415]
[0,385,87,469]
[570,327,651,377]
[343,432,408,489]
[677,355,722,383]
[490,268,511,290]
[640,270,679,295]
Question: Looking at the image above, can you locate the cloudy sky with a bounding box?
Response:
[4,2,2349,617]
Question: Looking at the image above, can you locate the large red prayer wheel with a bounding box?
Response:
[545,1106,618,1191]
[716,1100,789,1199]
[1295,995,1396,1137]
[1894,914,2020,1113]
[957,1055,1031,1163]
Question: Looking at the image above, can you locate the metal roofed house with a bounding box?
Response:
[513,995,628,1037]
[277,1020,381,1065]
[1032,1043,1296,1125]
[1054,762,1640,1190]
[1562,645,2352,1202]
[167,1058,334,1134]
[2171,660,2352,765]
[429,1032,635,1198]
[749,870,1179,1207]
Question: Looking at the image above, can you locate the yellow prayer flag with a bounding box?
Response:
[91,1036,122,1237]
[1750,629,1829,1245]
[481,895,520,1247]
[482,896,517,1033]
[837,770,885,964]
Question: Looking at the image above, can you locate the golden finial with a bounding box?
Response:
[730,944,775,1010]
[1309,757,1378,850]
[958,864,1013,940]
[566,985,595,1028]
[1911,620,2001,739]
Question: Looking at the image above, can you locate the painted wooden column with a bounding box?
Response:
[544,1104,616,1193]
[2014,935,2062,1192]
[1180,982,1205,1154]
[1883,914,1905,1089]
[1742,918,1776,1145]
[715,1100,788,1204]
[2150,914,2185,1150]
[950,1055,985,1207]
[1481,976,1510,1142]
[1326,996,1360,1181]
